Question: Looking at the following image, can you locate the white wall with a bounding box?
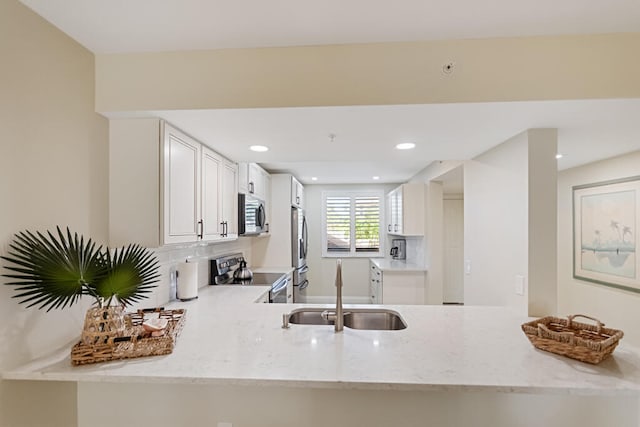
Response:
[0,1,108,425]
[304,184,397,302]
[464,129,557,315]
[558,150,640,348]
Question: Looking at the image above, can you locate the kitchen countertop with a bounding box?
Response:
[4,285,640,396]
[370,258,428,272]
[251,266,295,275]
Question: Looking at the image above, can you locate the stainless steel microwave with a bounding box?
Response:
[238,193,267,236]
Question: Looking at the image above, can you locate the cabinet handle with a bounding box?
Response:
[224,221,228,236]
[265,223,269,233]
[220,221,225,236]
[296,196,300,205]
[249,182,254,194]
[394,224,398,232]
[197,220,203,239]
[388,224,391,232]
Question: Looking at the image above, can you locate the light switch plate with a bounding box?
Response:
[515,275,525,296]
[464,260,472,275]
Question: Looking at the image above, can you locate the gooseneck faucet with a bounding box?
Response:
[334,259,344,332]
[321,259,344,332]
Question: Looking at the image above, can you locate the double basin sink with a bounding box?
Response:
[286,307,407,331]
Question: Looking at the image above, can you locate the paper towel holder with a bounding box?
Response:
[176,261,199,302]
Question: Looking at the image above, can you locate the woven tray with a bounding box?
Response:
[521,314,623,364]
[71,308,186,366]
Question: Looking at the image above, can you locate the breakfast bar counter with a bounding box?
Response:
[4,285,640,427]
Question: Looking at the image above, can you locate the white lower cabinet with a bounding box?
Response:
[369,260,425,304]
[286,272,294,303]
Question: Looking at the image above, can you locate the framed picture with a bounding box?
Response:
[573,176,640,293]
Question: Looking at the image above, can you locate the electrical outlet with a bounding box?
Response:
[515,275,525,296]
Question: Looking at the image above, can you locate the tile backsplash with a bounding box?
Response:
[135,238,253,310]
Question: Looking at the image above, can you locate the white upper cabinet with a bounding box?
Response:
[222,159,239,236]
[387,183,425,236]
[109,118,237,247]
[248,163,269,201]
[291,176,304,208]
[201,147,238,240]
[163,125,202,244]
[239,162,270,201]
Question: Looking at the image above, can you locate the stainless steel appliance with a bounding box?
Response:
[291,206,309,302]
[210,253,287,303]
[238,193,267,236]
[390,238,406,260]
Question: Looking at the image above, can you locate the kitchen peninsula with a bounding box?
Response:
[5,285,640,427]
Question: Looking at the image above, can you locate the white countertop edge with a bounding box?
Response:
[5,370,639,397]
[370,258,428,272]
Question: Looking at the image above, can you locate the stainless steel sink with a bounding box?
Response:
[286,307,407,330]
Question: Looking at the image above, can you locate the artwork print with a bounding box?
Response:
[573,176,640,293]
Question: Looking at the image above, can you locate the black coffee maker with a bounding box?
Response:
[390,238,406,260]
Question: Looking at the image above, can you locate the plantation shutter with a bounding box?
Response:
[326,195,351,252]
[355,195,380,252]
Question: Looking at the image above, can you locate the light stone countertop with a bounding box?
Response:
[251,266,295,275]
[370,258,428,272]
[4,285,640,396]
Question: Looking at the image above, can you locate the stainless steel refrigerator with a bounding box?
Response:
[291,206,309,302]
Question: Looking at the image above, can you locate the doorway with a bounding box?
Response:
[439,166,464,304]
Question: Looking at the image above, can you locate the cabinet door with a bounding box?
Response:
[222,160,238,236]
[291,176,304,208]
[248,163,263,198]
[201,147,223,240]
[369,262,383,304]
[238,162,249,194]
[163,125,202,244]
[382,272,425,304]
[394,188,404,233]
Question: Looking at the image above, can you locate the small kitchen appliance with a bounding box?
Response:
[291,206,309,302]
[390,238,406,260]
[233,260,253,281]
[238,193,267,236]
[210,253,289,303]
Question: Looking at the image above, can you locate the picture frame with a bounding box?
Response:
[573,176,640,293]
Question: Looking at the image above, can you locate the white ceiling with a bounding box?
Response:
[20,1,640,184]
[18,0,640,53]
[149,99,640,184]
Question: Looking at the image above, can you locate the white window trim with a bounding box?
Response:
[321,190,385,258]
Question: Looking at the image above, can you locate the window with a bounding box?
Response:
[322,191,384,257]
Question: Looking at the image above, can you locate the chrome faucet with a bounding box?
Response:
[321,259,344,332]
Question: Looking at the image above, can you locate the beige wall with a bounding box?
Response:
[558,150,640,348]
[95,33,640,112]
[0,1,108,426]
[78,382,639,427]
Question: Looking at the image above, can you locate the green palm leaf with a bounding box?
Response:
[94,244,160,307]
[2,227,160,310]
[1,227,108,311]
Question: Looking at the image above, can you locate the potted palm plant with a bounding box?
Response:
[1,227,160,344]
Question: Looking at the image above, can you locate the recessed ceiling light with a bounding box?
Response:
[395,142,416,150]
[249,145,269,152]
[311,177,318,181]
[372,176,380,180]
[555,153,563,159]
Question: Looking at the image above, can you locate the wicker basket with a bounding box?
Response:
[521,314,623,364]
[71,308,186,366]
